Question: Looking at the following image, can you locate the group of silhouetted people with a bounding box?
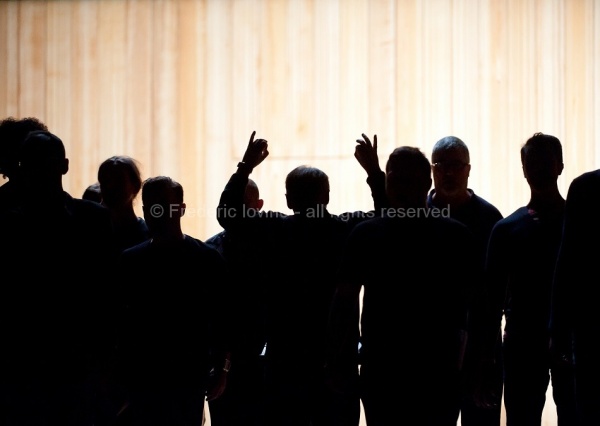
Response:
[0,116,598,426]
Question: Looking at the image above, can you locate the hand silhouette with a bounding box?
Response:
[355,133,381,175]
[241,130,269,170]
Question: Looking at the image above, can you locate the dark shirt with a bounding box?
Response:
[427,188,503,358]
[113,216,150,254]
[427,188,503,267]
[116,236,229,386]
[337,213,477,375]
[206,228,268,359]
[0,192,116,379]
[205,230,227,256]
[486,205,565,344]
[217,170,386,370]
[552,169,600,342]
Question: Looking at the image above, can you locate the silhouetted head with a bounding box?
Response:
[98,155,143,209]
[244,178,264,211]
[19,130,68,192]
[431,136,471,200]
[521,132,563,192]
[142,176,185,235]
[385,146,432,208]
[82,182,102,203]
[285,165,329,214]
[0,116,48,179]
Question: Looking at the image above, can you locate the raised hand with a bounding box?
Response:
[355,133,381,175]
[241,130,269,170]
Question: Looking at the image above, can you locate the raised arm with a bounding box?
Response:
[239,130,270,172]
[354,133,380,176]
[354,133,387,213]
[216,131,269,230]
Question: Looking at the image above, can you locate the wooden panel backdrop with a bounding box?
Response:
[1,0,599,241]
[2,1,594,423]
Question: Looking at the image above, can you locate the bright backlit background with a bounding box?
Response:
[2,2,597,424]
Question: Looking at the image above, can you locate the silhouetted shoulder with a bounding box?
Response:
[470,191,503,218]
[189,235,226,257]
[119,239,152,257]
[121,235,223,260]
[348,214,473,245]
[567,169,600,203]
[205,230,226,251]
[205,231,224,245]
[490,206,529,231]
[436,215,473,232]
[572,168,600,185]
[65,195,113,232]
[70,196,111,218]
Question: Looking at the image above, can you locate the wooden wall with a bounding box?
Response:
[1,0,598,240]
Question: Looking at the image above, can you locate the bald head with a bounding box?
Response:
[244,178,264,211]
[431,136,470,164]
[430,136,471,204]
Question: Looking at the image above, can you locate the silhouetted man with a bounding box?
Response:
[206,178,268,426]
[484,133,576,425]
[0,130,115,426]
[217,131,386,426]
[428,136,504,426]
[327,146,477,426]
[116,176,231,426]
[551,166,600,426]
